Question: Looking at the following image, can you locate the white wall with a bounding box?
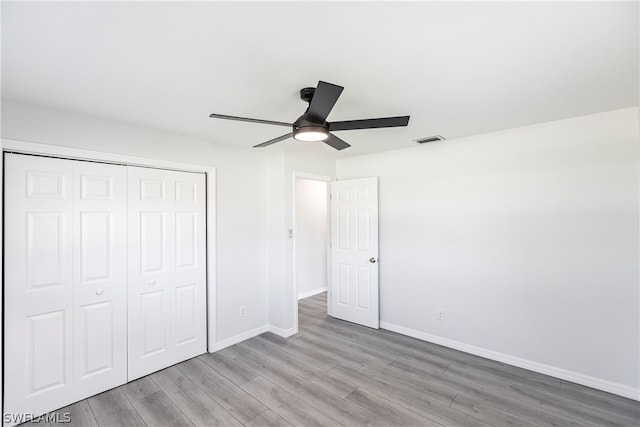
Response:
[337,107,640,397]
[295,178,328,298]
[266,151,287,332]
[266,148,336,334]
[1,99,270,344]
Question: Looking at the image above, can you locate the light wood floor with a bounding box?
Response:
[25,293,639,426]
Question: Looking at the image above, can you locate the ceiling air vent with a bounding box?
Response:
[415,135,446,144]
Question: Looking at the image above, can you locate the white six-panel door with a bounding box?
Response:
[4,154,127,420]
[127,166,207,380]
[329,177,379,329]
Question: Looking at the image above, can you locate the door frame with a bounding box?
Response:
[0,139,218,415]
[291,171,333,334]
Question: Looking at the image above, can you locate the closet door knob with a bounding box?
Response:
[96,289,104,296]
[148,280,157,286]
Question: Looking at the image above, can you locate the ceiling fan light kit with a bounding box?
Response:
[293,126,329,142]
[209,80,410,150]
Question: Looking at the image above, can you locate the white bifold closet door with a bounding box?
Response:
[4,154,207,421]
[4,154,128,419]
[127,166,207,380]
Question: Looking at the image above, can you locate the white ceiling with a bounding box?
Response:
[2,1,638,158]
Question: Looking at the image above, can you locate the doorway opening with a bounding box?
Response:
[293,173,331,333]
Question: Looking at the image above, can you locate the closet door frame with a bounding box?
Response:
[0,138,218,417]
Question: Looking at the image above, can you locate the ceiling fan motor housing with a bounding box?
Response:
[294,87,330,140]
[299,87,316,103]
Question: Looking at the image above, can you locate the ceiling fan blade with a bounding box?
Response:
[209,113,292,127]
[253,133,292,148]
[329,115,410,131]
[323,133,351,151]
[306,81,344,123]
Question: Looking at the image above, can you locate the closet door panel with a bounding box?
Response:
[173,176,206,354]
[127,167,206,380]
[72,161,128,394]
[4,155,73,421]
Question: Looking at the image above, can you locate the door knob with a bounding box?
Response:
[148,280,157,286]
[369,257,377,263]
[96,289,104,296]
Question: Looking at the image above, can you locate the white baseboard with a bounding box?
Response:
[380,321,639,401]
[268,324,298,338]
[210,323,298,353]
[298,287,327,300]
[210,324,268,352]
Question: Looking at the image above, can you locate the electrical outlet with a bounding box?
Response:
[437,308,445,321]
[240,306,246,317]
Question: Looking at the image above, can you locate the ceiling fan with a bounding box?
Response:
[209,80,410,151]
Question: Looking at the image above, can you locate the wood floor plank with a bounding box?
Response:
[297,309,322,320]
[443,362,637,426]
[295,333,388,368]
[345,387,442,427]
[300,318,404,357]
[151,366,243,427]
[250,334,335,371]
[241,376,342,427]
[558,380,640,412]
[395,357,607,427]
[344,358,458,406]
[86,388,146,427]
[215,342,252,359]
[129,389,194,427]
[236,351,391,426]
[450,392,549,427]
[176,357,267,423]
[395,354,615,427]
[242,336,321,376]
[257,333,340,370]
[304,367,360,399]
[296,327,396,366]
[19,401,97,427]
[120,374,160,401]
[297,318,392,354]
[504,380,638,426]
[244,409,293,427]
[242,336,358,398]
[331,362,489,427]
[451,376,577,426]
[365,332,455,371]
[299,294,327,308]
[299,304,318,312]
[299,304,325,315]
[198,351,259,386]
[299,312,451,373]
[52,400,98,427]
